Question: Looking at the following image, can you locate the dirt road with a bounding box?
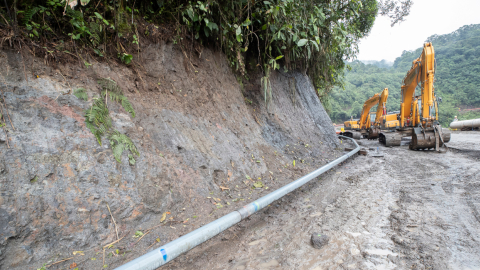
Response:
[165,132,480,270]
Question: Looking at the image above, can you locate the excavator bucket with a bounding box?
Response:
[409,126,451,150]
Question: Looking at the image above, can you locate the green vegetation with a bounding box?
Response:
[2,0,412,102]
[75,78,139,165]
[328,24,480,126]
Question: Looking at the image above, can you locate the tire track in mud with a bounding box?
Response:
[386,135,480,270]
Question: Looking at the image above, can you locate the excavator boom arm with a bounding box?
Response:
[400,42,436,127]
[374,88,389,125]
[359,93,380,129]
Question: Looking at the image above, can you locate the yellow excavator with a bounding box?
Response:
[379,42,450,150]
[341,93,380,139]
[367,88,400,139]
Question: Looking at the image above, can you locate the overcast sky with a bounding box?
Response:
[357,0,480,62]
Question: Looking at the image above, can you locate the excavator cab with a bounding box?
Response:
[369,113,376,124]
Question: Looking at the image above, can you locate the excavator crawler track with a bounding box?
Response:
[340,131,361,140]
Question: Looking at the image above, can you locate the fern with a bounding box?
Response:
[109,131,139,164]
[111,140,125,163]
[78,78,138,164]
[74,88,88,101]
[100,79,136,118]
[103,90,123,103]
[120,97,136,118]
[89,21,102,46]
[84,97,111,145]
[66,8,84,23]
[22,7,40,25]
[98,78,122,94]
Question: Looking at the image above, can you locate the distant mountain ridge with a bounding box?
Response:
[327,24,480,126]
[358,60,394,68]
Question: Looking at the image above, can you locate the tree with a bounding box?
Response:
[378,0,413,26]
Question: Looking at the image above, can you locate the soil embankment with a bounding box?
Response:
[0,43,341,269]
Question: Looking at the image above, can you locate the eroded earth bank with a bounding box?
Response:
[0,43,341,269]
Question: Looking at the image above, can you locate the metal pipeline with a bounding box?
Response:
[450,118,480,129]
[115,135,360,270]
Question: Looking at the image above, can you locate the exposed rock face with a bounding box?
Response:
[0,43,338,269]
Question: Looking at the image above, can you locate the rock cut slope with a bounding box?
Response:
[0,42,340,269]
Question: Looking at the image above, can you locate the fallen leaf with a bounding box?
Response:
[166,212,171,214]
[156,238,161,242]
[245,175,251,180]
[253,181,263,188]
[220,186,230,191]
[183,218,189,223]
[160,212,167,223]
[70,262,77,269]
[293,160,296,167]
[73,251,84,256]
[133,231,144,238]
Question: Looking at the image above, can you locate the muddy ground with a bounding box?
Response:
[161,131,480,270]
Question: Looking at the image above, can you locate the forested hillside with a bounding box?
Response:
[328,24,480,126]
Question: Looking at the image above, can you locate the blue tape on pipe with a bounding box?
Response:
[253,202,260,211]
[160,249,167,261]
